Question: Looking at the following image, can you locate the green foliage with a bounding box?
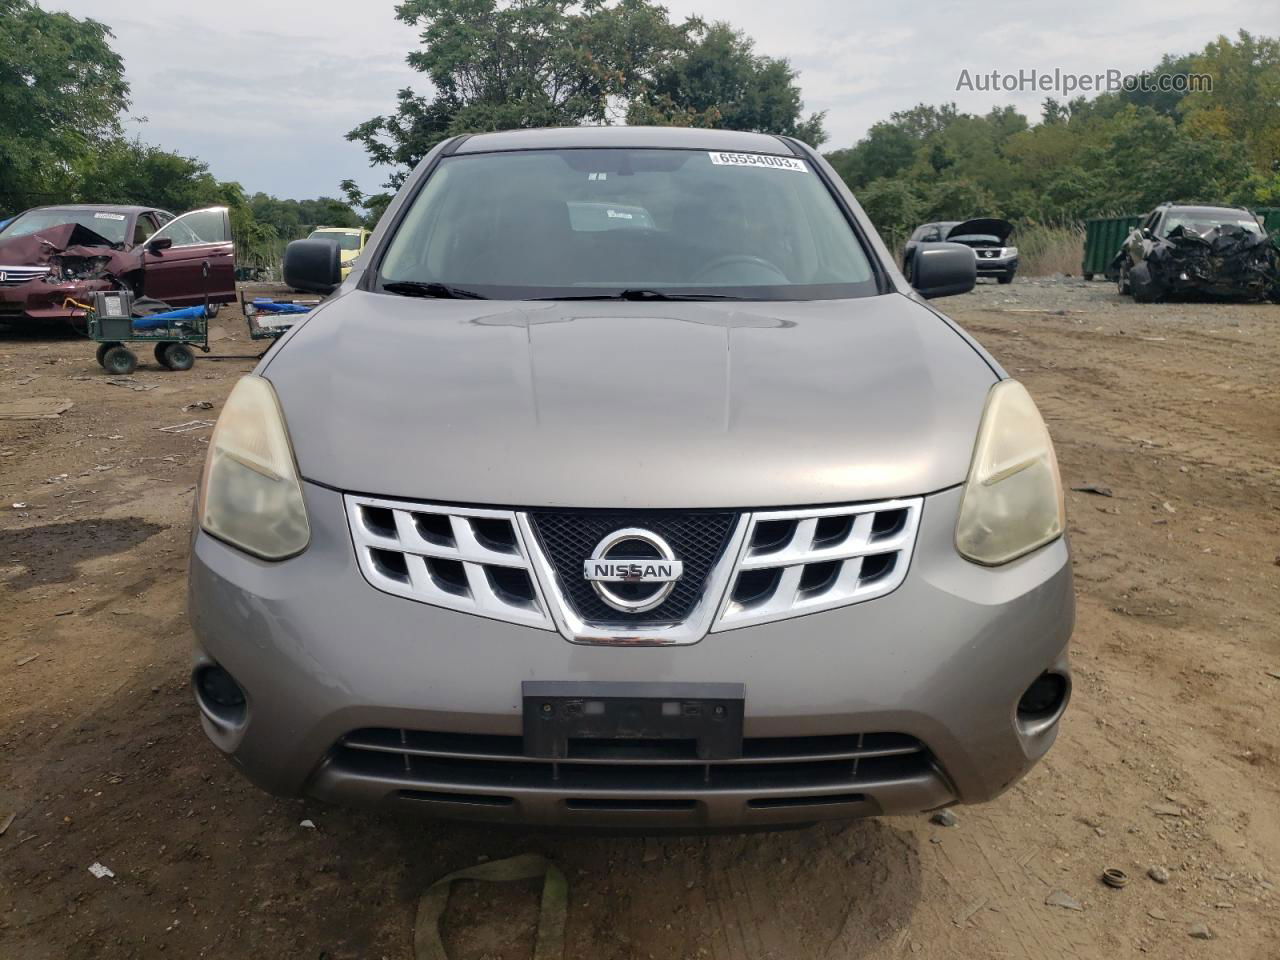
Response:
[0,2,360,278]
[74,136,230,211]
[825,32,1280,248]
[348,0,826,193]
[0,0,129,211]
[627,22,826,145]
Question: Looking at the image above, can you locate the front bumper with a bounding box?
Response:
[975,255,1018,276]
[0,278,107,323]
[188,482,1074,828]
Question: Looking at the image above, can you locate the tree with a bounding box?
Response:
[348,1,828,195]
[825,122,916,189]
[348,0,690,193]
[74,136,229,212]
[627,22,826,145]
[853,178,921,247]
[1180,31,1280,175]
[0,0,129,212]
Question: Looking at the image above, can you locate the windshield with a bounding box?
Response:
[0,209,130,245]
[1163,212,1262,237]
[309,230,362,251]
[378,148,877,300]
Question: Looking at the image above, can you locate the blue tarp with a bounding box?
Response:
[252,299,312,315]
[132,305,208,330]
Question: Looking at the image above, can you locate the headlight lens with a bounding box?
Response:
[199,375,310,560]
[955,380,1064,565]
[1003,246,1018,258]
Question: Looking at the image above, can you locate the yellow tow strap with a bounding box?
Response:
[414,853,568,960]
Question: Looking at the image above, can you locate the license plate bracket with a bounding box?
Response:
[522,681,745,761]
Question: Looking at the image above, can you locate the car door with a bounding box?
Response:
[140,207,236,306]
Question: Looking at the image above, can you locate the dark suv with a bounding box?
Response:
[1115,203,1276,302]
[903,219,1017,285]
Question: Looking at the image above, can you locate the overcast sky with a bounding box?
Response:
[55,0,1276,202]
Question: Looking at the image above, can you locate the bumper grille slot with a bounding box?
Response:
[398,790,514,807]
[748,793,866,809]
[335,728,934,796]
[0,266,50,286]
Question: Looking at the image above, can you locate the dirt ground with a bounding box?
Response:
[1,279,1277,960]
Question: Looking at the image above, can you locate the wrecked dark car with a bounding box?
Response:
[0,205,236,327]
[1115,204,1278,303]
[903,218,1018,285]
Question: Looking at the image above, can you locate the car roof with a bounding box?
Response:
[27,204,154,216]
[453,126,796,156]
[1163,204,1253,216]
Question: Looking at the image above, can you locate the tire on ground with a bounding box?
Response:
[163,342,195,371]
[102,346,137,375]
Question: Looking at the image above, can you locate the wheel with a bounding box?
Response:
[997,271,1014,285]
[153,342,172,368]
[204,303,221,319]
[102,346,137,375]
[96,342,116,367]
[1083,272,1094,281]
[162,342,195,371]
[1129,263,1160,303]
[1116,260,1131,295]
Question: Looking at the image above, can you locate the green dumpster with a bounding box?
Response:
[1082,215,1142,280]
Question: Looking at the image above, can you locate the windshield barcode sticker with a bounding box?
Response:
[708,152,807,172]
[94,212,126,220]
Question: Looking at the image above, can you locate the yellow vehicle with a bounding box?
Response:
[305,226,370,281]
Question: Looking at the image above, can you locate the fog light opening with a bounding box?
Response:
[194,664,247,727]
[1017,671,1068,723]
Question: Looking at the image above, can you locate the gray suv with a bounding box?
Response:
[190,127,1073,829]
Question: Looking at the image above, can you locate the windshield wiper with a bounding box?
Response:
[382,281,488,299]
[533,289,747,302]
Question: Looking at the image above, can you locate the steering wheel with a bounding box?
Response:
[692,254,788,284]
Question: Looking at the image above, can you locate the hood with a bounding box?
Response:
[0,223,118,265]
[946,218,1013,243]
[265,292,997,509]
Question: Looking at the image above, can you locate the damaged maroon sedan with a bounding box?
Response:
[0,205,236,327]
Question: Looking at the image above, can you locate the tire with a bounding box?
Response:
[1117,260,1131,295]
[162,342,195,371]
[997,271,1014,285]
[153,342,172,368]
[203,303,221,319]
[1083,272,1094,281]
[102,346,137,375]
[1129,263,1161,303]
[96,342,116,367]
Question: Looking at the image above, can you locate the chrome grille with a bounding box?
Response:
[713,499,921,631]
[0,266,50,286]
[344,495,921,641]
[344,496,553,629]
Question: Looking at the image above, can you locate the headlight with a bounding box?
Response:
[1002,246,1018,258]
[199,375,310,560]
[955,380,1064,565]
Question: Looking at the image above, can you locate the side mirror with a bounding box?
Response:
[1140,227,1155,240]
[283,239,342,294]
[147,236,173,253]
[911,241,976,299]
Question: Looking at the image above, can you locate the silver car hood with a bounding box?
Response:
[266,291,996,509]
